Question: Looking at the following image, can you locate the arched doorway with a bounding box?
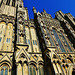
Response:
[72,70,75,75]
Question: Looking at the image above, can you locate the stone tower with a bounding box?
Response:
[0,0,75,75]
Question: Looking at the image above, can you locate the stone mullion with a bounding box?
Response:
[12,23,15,51]
[3,0,7,5]
[52,62,58,74]
[3,69,5,75]
[45,26,54,46]
[62,64,66,75]
[63,33,73,52]
[65,65,68,75]
[37,68,39,75]
[10,0,12,6]
[60,64,65,75]
[2,21,7,50]
[8,67,9,75]
[49,30,56,46]
[60,32,70,52]
[51,31,61,52]
[64,65,67,75]
[56,31,67,52]
[55,62,60,74]
[56,63,62,74]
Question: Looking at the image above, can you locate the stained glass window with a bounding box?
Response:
[35,40,37,45]
[52,29,66,52]
[33,40,37,45]
[26,39,30,44]
[28,39,30,44]
[0,66,8,75]
[6,38,10,43]
[61,32,72,52]
[1,69,4,75]
[39,68,41,75]
[33,40,35,45]
[33,67,36,75]
[30,67,32,75]
[48,33,54,46]
[39,65,44,75]
[5,69,8,75]
[30,65,36,75]
[0,37,2,42]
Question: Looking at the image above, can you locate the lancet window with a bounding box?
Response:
[52,29,66,52]
[39,65,44,75]
[0,65,8,75]
[60,32,72,52]
[6,0,10,5]
[30,65,36,75]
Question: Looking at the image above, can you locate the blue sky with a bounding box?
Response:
[23,0,75,19]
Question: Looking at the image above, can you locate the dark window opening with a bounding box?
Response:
[0,0,3,7]
[72,71,75,75]
[12,0,15,7]
[0,37,2,42]
[6,0,10,5]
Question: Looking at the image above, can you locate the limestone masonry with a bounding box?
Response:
[0,0,75,75]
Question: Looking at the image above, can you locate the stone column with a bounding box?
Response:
[56,63,62,74]
[62,65,66,75]
[9,69,11,75]
[37,68,39,75]
[17,63,22,75]
[10,0,12,6]
[53,63,58,74]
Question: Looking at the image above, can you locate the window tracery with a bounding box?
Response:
[39,65,44,75]
[30,65,36,75]
[0,65,8,75]
[52,29,66,52]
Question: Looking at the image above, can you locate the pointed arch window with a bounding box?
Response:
[6,0,10,5]
[33,40,37,45]
[72,70,75,75]
[30,65,36,75]
[0,37,2,42]
[1,69,4,75]
[5,69,8,75]
[0,0,3,7]
[0,65,8,75]
[12,0,15,7]
[39,65,44,75]
[52,29,66,52]
[60,32,72,52]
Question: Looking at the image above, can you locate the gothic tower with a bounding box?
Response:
[0,0,44,75]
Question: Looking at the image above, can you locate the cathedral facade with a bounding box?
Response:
[0,0,75,75]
